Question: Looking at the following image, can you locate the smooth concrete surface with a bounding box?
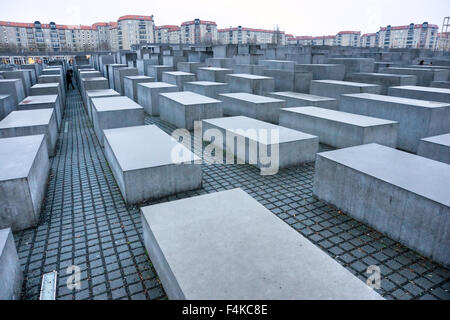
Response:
[91,96,145,146]
[0,79,25,105]
[0,135,50,231]
[140,188,383,300]
[258,59,296,71]
[268,91,338,109]
[136,82,178,116]
[388,86,450,103]
[113,67,138,95]
[310,80,381,103]
[295,64,345,80]
[103,125,202,203]
[379,67,448,86]
[177,62,205,74]
[313,143,450,268]
[1,71,31,96]
[0,228,23,300]
[147,65,174,81]
[279,107,398,148]
[225,73,275,95]
[86,89,120,121]
[0,94,15,120]
[232,64,265,76]
[197,67,233,83]
[327,58,375,79]
[17,95,62,129]
[107,64,127,90]
[0,109,58,156]
[347,73,417,95]
[162,71,196,88]
[123,76,154,102]
[183,81,230,99]
[202,116,319,172]
[30,83,64,111]
[417,133,450,164]
[339,93,450,153]
[159,91,222,130]
[219,92,286,124]
[431,81,450,89]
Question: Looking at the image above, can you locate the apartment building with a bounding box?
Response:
[117,15,155,50]
[311,35,335,46]
[287,36,313,45]
[378,22,439,49]
[217,26,286,45]
[360,33,377,47]
[335,31,360,47]
[155,25,181,44]
[180,19,218,44]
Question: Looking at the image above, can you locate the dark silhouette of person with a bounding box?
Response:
[419,60,425,65]
[66,70,74,90]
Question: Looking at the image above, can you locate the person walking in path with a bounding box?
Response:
[66,69,74,90]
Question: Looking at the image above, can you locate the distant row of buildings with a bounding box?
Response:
[287,22,442,50]
[0,14,446,53]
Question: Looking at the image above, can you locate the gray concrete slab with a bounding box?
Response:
[0,135,50,231]
[313,143,450,268]
[86,89,120,121]
[258,59,296,71]
[183,81,230,99]
[0,109,58,156]
[388,86,450,103]
[205,57,234,69]
[147,65,174,81]
[159,91,222,130]
[177,62,205,74]
[219,92,286,124]
[203,116,318,173]
[232,64,265,76]
[295,64,345,81]
[310,80,381,103]
[379,67,448,86]
[123,76,154,102]
[113,67,138,95]
[141,188,383,300]
[0,79,25,105]
[136,82,178,116]
[107,64,127,90]
[18,95,62,130]
[347,73,417,95]
[417,133,450,164]
[30,83,64,111]
[0,94,15,120]
[0,228,23,300]
[268,91,338,109]
[225,73,275,95]
[327,58,375,79]
[91,96,145,146]
[104,125,201,203]
[339,93,450,153]
[1,71,31,96]
[280,106,398,148]
[162,71,196,88]
[197,67,233,83]
[431,81,450,89]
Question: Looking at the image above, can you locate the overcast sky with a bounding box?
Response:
[0,0,448,36]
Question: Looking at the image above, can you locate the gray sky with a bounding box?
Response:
[0,0,448,36]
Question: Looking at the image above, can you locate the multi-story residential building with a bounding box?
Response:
[335,31,360,47]
[180,19,217,44]
[117,15,155,50]
[378,22,439,49]
[287,36,313,45]
[155,25,181,44]
[217,26,286,45]
[312,35,335,46]
[360,33,377,47]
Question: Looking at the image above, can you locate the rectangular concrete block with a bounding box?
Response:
[147,65,174,81]
[310,80,381,103]
[0,109,58,156]
[30,83,64,111]
[347,73,417,95]
[0,94,15,120]
[107,64,127,90]
[313,143,450,268]
[86,89,120,121]
[262,69,295,92]
[379,67,448,86]
[225,74,275,95]
[258,59,296,71]
[113,67,138,95]
[18,95,62,130]
[339,93,450,153]
[162,71,196,88]
[123,76,154,102]
[203,116,318,173]
[0,228,23,300]
[1,71,31,96]
[159,91,222,130]
[91,96,145,146]
[0,79,25,105]
[141,188,382,300]
[327,58,375,79]
[183,81,230,99]
[219,92,286,124]
[205,57,233,69]
[268,91,338,110]
[0,135,50,231]
[137,82,178,116]
[197,67,233,83]
[295,64,345,81]
[232,64,265,76]
[431,81,450,89]
[388,86,450,103]
[104,125,202,203]
[280,106,398,148]
[177,62,205,74]
[417,133,450,164]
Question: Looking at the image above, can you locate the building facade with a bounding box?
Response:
[378,22,439,49]
[218,26,286,45]
[360,33,377,47]
[335,31,360,47]
[155,25,181,44]
[180,19,218,45]
[117,15,155,50]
